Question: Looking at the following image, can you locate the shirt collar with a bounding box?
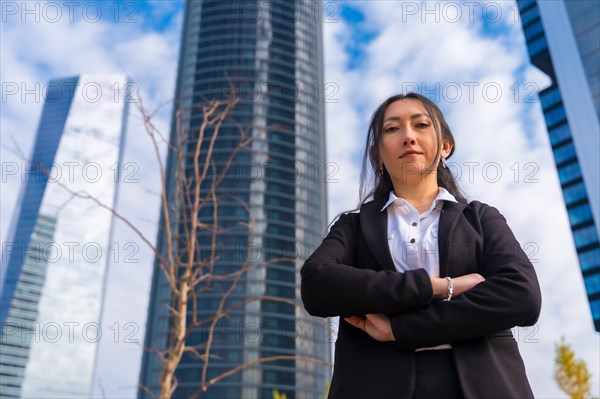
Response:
[380,187,458,212]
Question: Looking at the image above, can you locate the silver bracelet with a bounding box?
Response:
[443,276,453,301]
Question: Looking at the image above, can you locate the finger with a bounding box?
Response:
[344,316,364,330]
[365,313,384,323]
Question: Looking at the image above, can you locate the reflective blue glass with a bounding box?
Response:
[528,35,547,56]
[521,0,600,332]
[563,182,588,205]
[553,142,577,165]
[565,0,600,117]
[549,123,572,145]
[518,0,536,12]
[540,87,562,110]
[524,20,544,41]
[139,1,329,398]
[544,105,567,127]
[591,299,600,320]
[0,75,129,398]
[574,226,599,248]
[520,5,540,26]
[584,274,600,295]
[579,248,600,272]
[558,162,582,185]
[568,203,593,226]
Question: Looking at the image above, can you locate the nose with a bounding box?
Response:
[403,128,416,146]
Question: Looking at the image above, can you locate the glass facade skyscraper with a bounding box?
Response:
[138,1,329,398]
[0,75,130,397]
[517,0,600,331]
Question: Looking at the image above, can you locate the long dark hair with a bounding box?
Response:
[358,92,464,206]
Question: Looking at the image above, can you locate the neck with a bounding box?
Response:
[392,175,440,209]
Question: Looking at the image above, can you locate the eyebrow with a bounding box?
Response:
[383,113,431,123]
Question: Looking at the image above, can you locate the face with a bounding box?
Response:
[379,98,452,184]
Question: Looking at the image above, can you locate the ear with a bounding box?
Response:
[440,139,453,160]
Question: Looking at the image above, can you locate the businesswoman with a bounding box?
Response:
[301,92,542,399]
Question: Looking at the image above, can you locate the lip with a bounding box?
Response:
[400,150,422,158]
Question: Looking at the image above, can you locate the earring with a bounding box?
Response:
[441,158,447,169]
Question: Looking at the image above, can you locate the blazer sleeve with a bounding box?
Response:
[389,204,542,350]
[301,212,433,318]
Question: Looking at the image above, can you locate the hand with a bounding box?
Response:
[344,314,395,342]
[431,273,486,299]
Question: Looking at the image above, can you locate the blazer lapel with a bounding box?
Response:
[359,197,396,272]
[438,199,468,277]
[359,196,468,275]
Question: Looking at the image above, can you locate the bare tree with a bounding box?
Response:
[134,87,334,398]
[139,89,331,398]
[7,87,332,398]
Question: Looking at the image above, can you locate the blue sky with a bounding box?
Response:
[1,1,598,397]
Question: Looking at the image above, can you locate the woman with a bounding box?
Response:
[301,93,542,399]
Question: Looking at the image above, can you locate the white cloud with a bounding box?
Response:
[323,1,599,397]
[1,3,182,397]
[323,18,365,214]
[2,0,598,398]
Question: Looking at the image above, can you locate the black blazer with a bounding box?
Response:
[301,197,542,399]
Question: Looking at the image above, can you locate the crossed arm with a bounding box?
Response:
[300,206,541,350]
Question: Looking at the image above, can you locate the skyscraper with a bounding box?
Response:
[138,1,329,398]
[517,0,600,330]
[0,75,130,397]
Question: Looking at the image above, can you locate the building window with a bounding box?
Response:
[590,299,600,320]
[540,87,562,111]
[520,5,540,26]
[558,162,582,185]
[579,248,600,272]
[524,19,544,41]
[574,225,599,248]
[549,123,572,146]
[553,142,577,166]
[528,35,547,57]
[568,203,593,227]
[518,0,536,13]
[584,274,600,296]
[563,182,588,205]
[545,106,567,128]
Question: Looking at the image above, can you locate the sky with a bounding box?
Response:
[1,1,598,398]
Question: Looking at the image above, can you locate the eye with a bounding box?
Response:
[415,122,430,128]
[384,126,398,133]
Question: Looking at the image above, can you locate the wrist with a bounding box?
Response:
[430,277,447,299]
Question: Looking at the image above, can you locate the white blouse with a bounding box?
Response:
[381,187,458,351]
[381,187,458,277]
